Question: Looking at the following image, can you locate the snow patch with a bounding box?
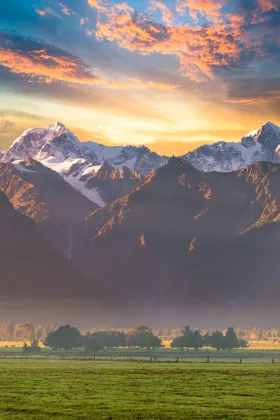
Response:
[12,161,35,173]
[41,157,106,206]
[62,173,106,207]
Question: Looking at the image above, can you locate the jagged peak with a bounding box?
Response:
[48,122,66,131]
[244,122,280,139]
[262,122,280,133]
[98,160,114,172]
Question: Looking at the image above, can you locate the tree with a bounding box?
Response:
[83,330,126,352]
[210,330,224,351]
[223,328,239,351]
[125,325,161,350]
[171,335,187,350]
[192,330,203,350]
[23,340,41,353]
[86,338,104,352]
[171,326,203,350]
[44,325,81,350]
[203,332,212,347]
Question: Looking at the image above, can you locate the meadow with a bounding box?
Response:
[0,360,280,419]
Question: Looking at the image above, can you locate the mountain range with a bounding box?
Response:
[2,121,280,324]
[71,158,280,310]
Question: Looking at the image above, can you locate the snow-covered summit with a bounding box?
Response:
[84,142,168,175]
[2,123,166,175]
[3,122,100,164]
[183,122,280,172]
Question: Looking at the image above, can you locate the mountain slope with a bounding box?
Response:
[70,158,280,319]
[42,158,142,206]
[0,159,98,255]
[0,188,100,300]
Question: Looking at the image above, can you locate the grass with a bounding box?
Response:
[0,360,280,419]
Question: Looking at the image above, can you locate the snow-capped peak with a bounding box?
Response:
[48,122,66,131]
[243,122,280,140]
[84,141,168,175]
[2,122,99,165]
[184,122,280,172]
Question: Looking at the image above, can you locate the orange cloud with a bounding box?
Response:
[258,0,279,12]
[0,43,179,93]
[147,81,179,91]
[177,0,224,11]
[58,3,71,16]
[149,1,173,25]
[95,3,245,82]
[176,0,226,22]
[107,77,179,91]
[88,0,107,12]
[225,90,280,105]
[0,48,101,85]
[35,8,61,18]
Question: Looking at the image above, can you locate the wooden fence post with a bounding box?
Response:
[130,355,132,361]
[206,356,210,363]
[272,357,275,364]
[94,354,95,360]
[240,357,242,364]
[176,357,179,363]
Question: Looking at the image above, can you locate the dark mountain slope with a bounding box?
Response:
[0,159,97,255]
[71,159,280,315]
[0,188,101,300]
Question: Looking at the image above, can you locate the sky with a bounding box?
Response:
[0,0,280,155]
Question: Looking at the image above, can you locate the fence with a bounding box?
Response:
[0,352,279,364]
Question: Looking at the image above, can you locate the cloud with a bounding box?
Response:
[35,8,61,19]
[88,0,107,12]
[258,0,280,12]
[0,31,184,95]
[224,77,280,104]
[0,120,14,134]
[94,1,248,82]
[0,48,102,85]
[0,32,101,85]
[87,0,280,87]
[176,0,226,21]
[107,77,179,91]
[149,1,174,25]
[59,3,76,16]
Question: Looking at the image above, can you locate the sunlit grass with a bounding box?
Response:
[0,360,280,419]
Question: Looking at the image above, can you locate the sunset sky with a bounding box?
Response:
[1,0,280,155]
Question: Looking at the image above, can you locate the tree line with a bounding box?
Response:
[43,325,161,351]
[171,326,247,351]
[0,321,277,344]
[22,324,248,352]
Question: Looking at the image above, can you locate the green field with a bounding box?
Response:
[0,360,280,419]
